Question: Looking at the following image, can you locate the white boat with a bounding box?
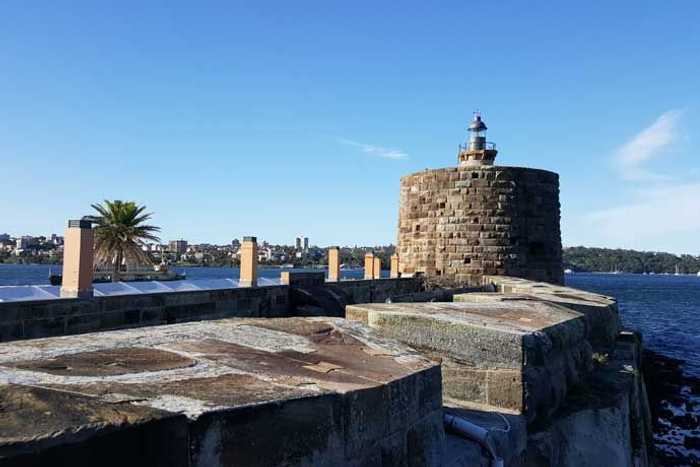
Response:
[697,271,700,277]
[564,268,573,274]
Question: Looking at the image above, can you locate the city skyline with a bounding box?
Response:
[2,2,700,252]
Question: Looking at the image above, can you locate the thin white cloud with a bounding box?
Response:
[565,109,697,252]
[614,109,682,181]
[339,138,408,160]
[582,182,700,253]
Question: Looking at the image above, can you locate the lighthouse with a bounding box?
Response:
[398,112,564,287]
[458,111,498,167]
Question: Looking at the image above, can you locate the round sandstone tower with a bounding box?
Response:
[397,164,564,287]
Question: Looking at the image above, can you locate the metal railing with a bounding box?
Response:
[458,142,497,152]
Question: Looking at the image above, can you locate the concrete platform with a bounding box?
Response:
[346,301,592,424]
[0,317,444,467]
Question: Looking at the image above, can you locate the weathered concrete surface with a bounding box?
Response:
[457,276,621,348]
[525,331,654,467]
[346,300,592,424]
[0,317,444,467]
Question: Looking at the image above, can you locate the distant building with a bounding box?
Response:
[0,233,10,242]
[303,237,309,251]
[169,240,188,257]
[50,234,64,246]
[295,237,302,250]
[16,236,37,250]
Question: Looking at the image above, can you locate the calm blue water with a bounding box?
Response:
[1,265,697,377]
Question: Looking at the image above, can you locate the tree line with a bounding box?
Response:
[564,246,700,274]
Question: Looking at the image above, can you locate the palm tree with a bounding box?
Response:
[87,200,161,282]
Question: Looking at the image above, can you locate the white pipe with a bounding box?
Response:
[443,413,505,467]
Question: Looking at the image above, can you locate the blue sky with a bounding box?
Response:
[1,2,699,252]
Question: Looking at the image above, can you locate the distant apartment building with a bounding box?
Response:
[169,240,188,257]
[0,233,10,242]
[16,236,37,250]
[295,237,302,250]
[303,237,309,251]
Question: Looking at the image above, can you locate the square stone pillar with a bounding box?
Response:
[60,219,94,299]
[328,247,340,282]
[390,254,400,278]
[373,256,382,279]
[364,253,374,280]
[239,236,258,287]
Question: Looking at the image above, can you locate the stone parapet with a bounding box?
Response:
[346,299,592,425]
[280,271,326,288]
[473,275,621,348]
[0,277,425,343]
[0,317,444,467]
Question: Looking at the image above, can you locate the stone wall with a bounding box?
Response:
[0,277,424,342]
[398,165,564,287]
[332,277,426,304]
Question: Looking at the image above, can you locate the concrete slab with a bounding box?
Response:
[0,317,444,467]
[346,301,592,424]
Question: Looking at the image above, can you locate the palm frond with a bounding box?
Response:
[90,200,161,273]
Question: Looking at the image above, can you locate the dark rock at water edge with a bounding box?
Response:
[642,350,700,466]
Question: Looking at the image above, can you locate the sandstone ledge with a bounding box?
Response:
[346,300,591,424]
[0,317,443,467]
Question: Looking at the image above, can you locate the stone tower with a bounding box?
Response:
[397,113,563,287]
